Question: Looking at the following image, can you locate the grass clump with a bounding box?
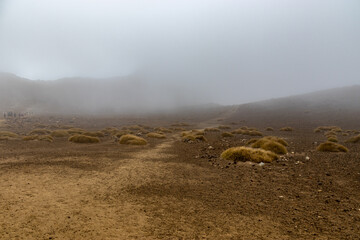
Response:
[265,127,274,131]
[314,126,342,133]
[250,137,288,154]
[327,136,338,143]
[23,135,53,142]
[171,122,190,127]
[232,129,263,136]
[221,132,234,138]
[0,131,18,138]
[147,132,166,139]
[346,135,360,143]
[51,130,69,138]
[218,125,231,130]
[316,142,348,152]
[204,127,221,132]
[221,146,278,163]
[114,130,131,138]
[82,131,105,138]
[67,128,85,135]
[119,134,147,145]
[68,134,100,143]
[29,129,51,135]
[154,127,172,133]
[280,127,293,132]
[182,134,207,142]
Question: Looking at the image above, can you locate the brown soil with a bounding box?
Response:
[0,116,359,239]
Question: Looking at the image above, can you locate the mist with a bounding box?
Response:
[0,0,359,110]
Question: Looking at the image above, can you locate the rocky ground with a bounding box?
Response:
[0,116,359,239]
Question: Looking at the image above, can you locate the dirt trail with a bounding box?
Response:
[0,138,177,239]
[0,134,291,239]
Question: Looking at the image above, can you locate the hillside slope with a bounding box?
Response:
[227,86,360,128]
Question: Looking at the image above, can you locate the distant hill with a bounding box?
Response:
[0,73,208,115]
[1,73,360,127]
[226,86,360,128]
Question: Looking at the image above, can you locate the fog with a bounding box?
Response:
[0,0,359,109]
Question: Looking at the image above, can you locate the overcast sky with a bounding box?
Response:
[0,0,359,104]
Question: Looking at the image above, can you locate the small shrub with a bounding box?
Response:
[51,130,69,138]
[68,134,100,143]
[280,127,293,132]
[265,127,274,131]
[221,147,278,163]
[119,134,147,145]
[29,129,51,135]
[316,142,348,152]
[147,132,166,139]
[221,132,234,138]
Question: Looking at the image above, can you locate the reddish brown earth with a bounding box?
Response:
[0,116,359,239]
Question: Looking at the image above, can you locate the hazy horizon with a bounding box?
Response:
[1,0,359,105]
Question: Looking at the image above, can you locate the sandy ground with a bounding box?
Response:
[0,117,359,239]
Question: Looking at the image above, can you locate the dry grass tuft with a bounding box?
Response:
[316,142,348,152]
[51,130,69,138]
[171,122,190,127]
[246,138,260,145]
[327,136,338,143]
[346,134,360,143]
[265,127,274,131]
[82,131,105,138]
[250,137,288,154]
[181,130,204,137]
[232,129,263,136]
[23,135,53,142]
[0,131,18,138]
[218,125,231,130]
[102,127,119,135]
[221,132,234,138]
[68,134,100,143]
[154,127,172,133]
[221,146,278,163]
[119,134,147,145]
[147,132,166,139]
[204,127,221,132]
[67,128,86,135]
[29,129,51,135]
[114,130,131,138]
[182,134,207,142]
[314,126,342,133]
[280,127,294,132]
[170,127,186,131]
